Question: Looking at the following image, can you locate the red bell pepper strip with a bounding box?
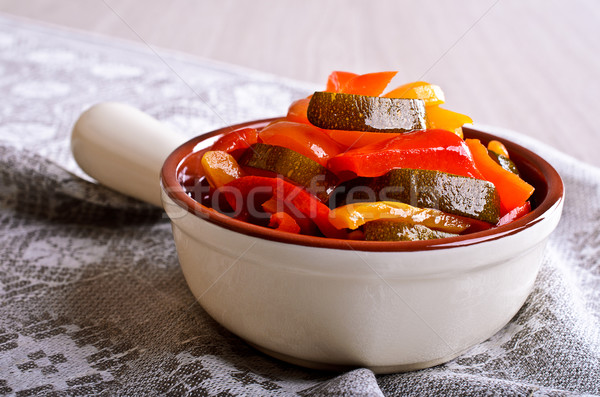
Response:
[211,127,259,159]
[326,71,358,92]
[465,139,534,214]
[220,176,345,238]
[327,129,485,180]
[497,201,531,226]
[341,71,398,96]
[262,196,317,235]
[325,129,405,151]
[268,212,301,234]
[258,121,343,166]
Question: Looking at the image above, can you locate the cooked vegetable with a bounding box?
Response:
[240,143,338,202]
[268,212,301,234]
[327,129,484,180]
[489,151,520,175]
[363,220,459,241]
[325,71,358,93]
[487,140,510,158]
[210,127,258,158]
[339,168,500,223]
[220,176,345,238]
[465,139,534,214]
[329,201,472,233]
[201,150,244,189]
[258,121,342,166]
[307,91,427,133]
[338,71,397,96]
[383,81,446,106]
[179,71,538,242]
[425,106,472,138]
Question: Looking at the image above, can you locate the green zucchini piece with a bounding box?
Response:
[364,220,459,241]
[337,168,500,223]
[307,91,427,133]
[489,151,520,175]
[240,143,338,202]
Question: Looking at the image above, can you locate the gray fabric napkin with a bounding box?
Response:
[1,16,599,396]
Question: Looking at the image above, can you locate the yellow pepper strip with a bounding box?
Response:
[201,150,243,189]
[383,81,446,106]
[328,201,471,233]
[487,140,510,158]
[425,105,473,138]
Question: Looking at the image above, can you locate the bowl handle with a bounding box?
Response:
[71,102,187,207]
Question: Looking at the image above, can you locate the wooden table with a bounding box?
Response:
[1,0,598,166]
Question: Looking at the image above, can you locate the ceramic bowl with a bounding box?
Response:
[160,125,563,374]
[72,103,564,374]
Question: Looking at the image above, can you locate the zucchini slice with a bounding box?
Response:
[307,91,427,133]
[240,143,339,202]
[364,220,459,241]
[337,168,501,223]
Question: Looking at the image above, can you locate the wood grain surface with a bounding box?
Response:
[1,0,598,166]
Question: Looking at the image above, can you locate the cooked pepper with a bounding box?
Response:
[220,176,345,239]
[210,127,259,159]
[425,106,472,138]
[329,201,471,233]
[465,139,534,214]
[487,140,510,158]
[258,121,342,166]
[327,129,485,180]
[325,71,358,92]
[497,201,531,226]
[262,197,317,235]
[268,212,301,234]
[201,150,244,189]
[324,129,405,151]
[383,81,446,106]
[340,71,397,96]
[285,97,311,124]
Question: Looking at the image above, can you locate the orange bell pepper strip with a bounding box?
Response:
[285,97,311,124]
[329,201,471,233]
[465,139,534,214]
[426,106,472,138]
[325,71,358,92]
[383,81,446,106]
[341,71,398,96]
[487,140,510,158]
[268,212,301,234]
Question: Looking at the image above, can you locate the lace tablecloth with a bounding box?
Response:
[1,15,599,396]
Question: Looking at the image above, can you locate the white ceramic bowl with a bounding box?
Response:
[72,103,564,373]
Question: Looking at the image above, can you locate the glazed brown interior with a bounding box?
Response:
[161,120,564,251]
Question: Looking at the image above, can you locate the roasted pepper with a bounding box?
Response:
[220,176,345,239]
[201,150,244,189]
[465,139,534,214]
[327,129,485,180]
[329,201,472,233]
[211,127,259,159]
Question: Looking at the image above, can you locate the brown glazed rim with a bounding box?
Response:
[161,119,564,252]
